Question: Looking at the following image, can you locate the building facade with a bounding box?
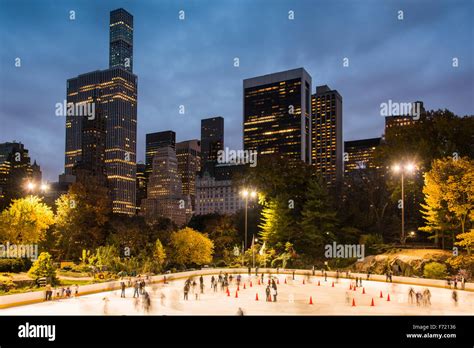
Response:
[0,142,36,208]
[109,8,133,72]
[243,68,312,164]
[311,85,343,185]
[65,8,137,215]
[344,137,381,174]
[141,146,189,226]
[195,171,244,216]
[145,131,176,178]
[201,117,224,173]
[176,139,201,209]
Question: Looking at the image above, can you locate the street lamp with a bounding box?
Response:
[252,237,258,268]
[392,162,416,245]
[40,183,49,192]
[26,181,35,191]
[240,188,257,255]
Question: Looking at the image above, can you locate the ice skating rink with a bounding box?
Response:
[1,274,472,315]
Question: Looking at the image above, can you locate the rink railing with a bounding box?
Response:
[0,267,472,309]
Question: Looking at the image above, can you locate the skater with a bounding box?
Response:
[461,276,465,290]
[211,275,215,288]
[312,265,315,276]
[74,284,79,297]
[102,296,109,314]
[65,287,71,298]
[255,267,259,276]
[415,292,422,306]
[133,280,140,298]
[45,284,52,301]
[359,278,362,287]
[213,279,218,292]
[237,307,245,316]
[200,280,204,294]
[367,271,371,280]
[292,271,295,280]
[183,283,189,300]
[192,280,198,300]
[248,266,251,276]
[324,271,327,282]
[408,287,415,304]
[271,286,277,302]
[120,280,126,298]
[453,277,458,289]
[423,289,431,306]
[265,285,271,302]
[143,291,151,313]
[452,290,458,306]
[355,278,359,287]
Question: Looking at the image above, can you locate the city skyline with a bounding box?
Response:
[1,0,473,181]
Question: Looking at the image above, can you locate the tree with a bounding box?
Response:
[169,227,214,267]
[456,229,474,255]
[154,239,166,271]
[299,177,338,255]
[420,157,474,249]
[0,196,54,243]
[423,262,447,279]
[54,180,111,260]
[28,252,58,285]
[202,214,239,260]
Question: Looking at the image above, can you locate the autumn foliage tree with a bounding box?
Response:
[420,157,474,249]
[0,196,54,244]
[169,227,213,267]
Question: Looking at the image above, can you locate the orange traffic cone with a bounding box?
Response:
[237,285,240,291]
[277,279,279,284]
[268,279,270,285]
[380,291,383,298]
[309,296,313,305]
[362,287,365,294]
[352,298,356,307]
[243,283,246,289]
[371,298,375,306]
[255,293,259,301]
[387,294,391,302]
[250,281,252,287]
[353,286,356,291]
[332,282,334,287]
[284,278,287,284]
[303,279,305,285]
[318,280,320,286]
[227,288,230,297]
[258,279,260,285]
[235,291,238,298]
[349,284,352,290]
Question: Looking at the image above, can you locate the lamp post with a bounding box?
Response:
[240,189,257,262]
[392,163,415,245]
[252,237,258,268]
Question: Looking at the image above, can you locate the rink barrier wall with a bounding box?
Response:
[0,267,472,310]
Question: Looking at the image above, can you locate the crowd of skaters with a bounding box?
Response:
[44,284,79,301]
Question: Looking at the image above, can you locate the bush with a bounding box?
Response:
[28,252,58,285]
[0,275,16,292]
[0,258,32,273]
[423,262,447,279]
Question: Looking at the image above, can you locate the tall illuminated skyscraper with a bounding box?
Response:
[176,139,201,208]
[109,8,133,72]
[201,117,224,173]
[311,85,342,185]
[243,68,312,164]
[65,9,137,215]
[145,131,176,178]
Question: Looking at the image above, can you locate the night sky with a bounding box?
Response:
[0,0,472,181]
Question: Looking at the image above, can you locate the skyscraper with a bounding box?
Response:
[145,131,176,178]
[142,146,189,226]
[243,68,312,163]
[0,142,35,209]
[311,85,343,185]
[344,137,381,174]
[109,8,133,72]
[176,139,201,208]
[201,117,224,173]
[65,9,137,215]
[136,162,146,212]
